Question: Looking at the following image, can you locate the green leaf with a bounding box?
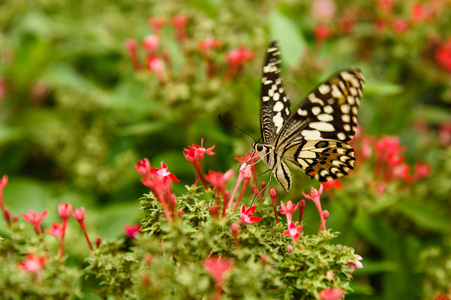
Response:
[395,202,451,232]
[269,8,306,68]
[364,81,404,96]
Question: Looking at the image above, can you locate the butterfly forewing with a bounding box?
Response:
[260,41,291,144]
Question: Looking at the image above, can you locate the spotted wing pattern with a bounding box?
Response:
[255,41,365,189]
[259,41,291,144]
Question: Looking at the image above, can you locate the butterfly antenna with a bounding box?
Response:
[218,114,257,143]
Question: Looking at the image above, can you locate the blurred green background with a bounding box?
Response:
[1,0,450,299]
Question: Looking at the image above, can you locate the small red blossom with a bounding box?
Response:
[142,35,160,56]
[223,47,254,81]
[151,161,179,183]
[410,3,429,23]
[392,18,409,34]
[205,169,234,195]
[319,287,346,300]
[374,19,387,34]
[314,23,332,42]
[270,188,279,223]
[72,207,85,222]
[0,174,7,190]
[184,138,215,189]
[279,200,299,225]
[203,257,234,288]
[45,222,63,238]
[0,174,10,226]
[198,38,222,52]
[376,0,395,12]
[436,38,451,73]
[303,185,327,232]
[346,254,363,274]
[439,123,451,146]
[147,57,166,83]
[238,204,261,226]
[283,221,303,239]
[58,203,72,219]
[18,253,47,275]
[135,158,151,176]
[22,209,48,235]
[323,179,343,191]
[414,161,431,179]
[171,15,189,41]
[148,17,165,35]
[125,39,142,71]
[125,224,141,239]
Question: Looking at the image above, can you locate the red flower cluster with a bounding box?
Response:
[135,159,179,222]
[184,138,215,190]
[436,38,451,73]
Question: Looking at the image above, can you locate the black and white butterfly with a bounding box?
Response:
[252,41,365,192]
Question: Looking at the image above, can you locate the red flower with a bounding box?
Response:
[392,18,409,34]
[142,35,159,56]
[0,174,7,190]
[439,123,451,146]
[198,38,222,52]
[171,15,188,41]
[319,287,346,300]
[283,221,303,239]
[22,210,48,235]
[414,161,431,179]
[146,57,166,83]
[238,204,261,226]
[150,161,179,183]
[148,17,165,35]
[205,169,234,196]
[323,179,343,191]
[279,200,299,225]
[135,158,151,176]
[310,0,336,21]
[124,224,141,239]
[345,254,363,274]
[203,257,234,288]
[374,19,387,34]
[72,207,85,222]
[125,39,142,71]
[45,222,63,238]
[58,203,72,219]
[18,253,46,275]
[410,3,428,23]
[0,174,10,226]
[225,47,254,65]
[303,185,327,232]
[436,38,451,72]
[184,138,215,189]
[314,23,332,42]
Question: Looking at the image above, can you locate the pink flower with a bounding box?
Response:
[0,174,8,190]
[171,15,188,41]
[124,224,141,239]
[319,287,346,300]
[392,18,409,34]
[142,35,159,56]
[18,253,46,275]
[72,207,85,221]
[283,221,303,239]
[205,169,234,202]
[203,257,234,288]
[45,222,63,238]
[148,17,165,35]
[198,38,222,52]
[0,174,10,226]
[135,158,151,176]
[225,47,254,65]
[439,123,451,146]
[323,179,343,191]
[314,23,332,42]
[150,161,179,183]
[146,57,166,83]
[310,0,336,21]
[414,161,431,179]
[410,3,428,23]
[184,138,215,190]
[230,163,253,211]
[238,204,262,226]
[279,200,299,225]
[392,163,411,181]
[346,254,363,274]
[376,0,395,12]
[303,185,327,232]
[436,39,451,73]
[58,203,72,219]
[125,39,141,71]
[22,210,48,235]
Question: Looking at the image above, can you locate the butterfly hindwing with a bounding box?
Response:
[282,139,355,182]
[260,41,291,144]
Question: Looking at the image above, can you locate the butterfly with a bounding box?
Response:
[252,41,365,192]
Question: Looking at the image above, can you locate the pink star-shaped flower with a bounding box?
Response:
[238,204,261,226]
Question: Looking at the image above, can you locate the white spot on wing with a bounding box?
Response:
[309,122,335,132]
[337,132,346,140]
[312,106,321,115]
[324,106,333,114]
[297,108,308,116]
[318,84,331,95]
[342,115,350,122]
[308,94,325,105]
[341,104,350,114]
[302,130,321,139]
[331,85,343,98]
[318,114,333,122]
[273,93,280,101]
[263,96,270,102]
[273,101,284,112]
